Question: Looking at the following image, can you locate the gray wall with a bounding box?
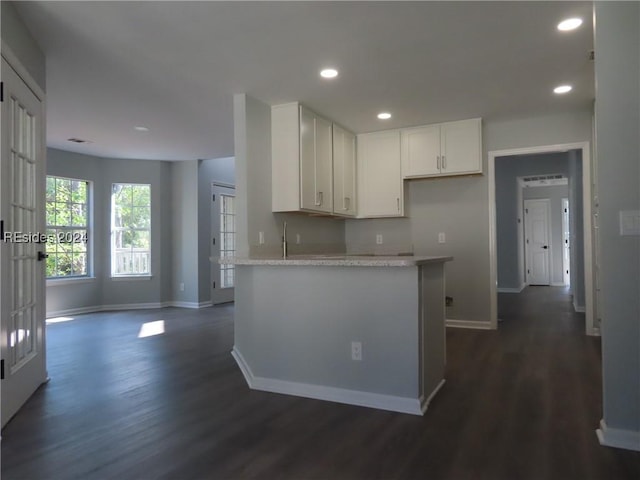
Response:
[495,152,571,290]
[1,1,46,92]
[171,160,199,305]
[197,157,235,303]
[46,148,174,314]
[594,1,640,445]
[347,111,592,323]
[233,94,345,259]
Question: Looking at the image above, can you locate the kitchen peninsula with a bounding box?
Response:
[222,254,453,415]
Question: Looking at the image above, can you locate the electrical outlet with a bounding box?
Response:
[179,283,185,292]
[351,341,362,361]
[376,234,383,245]
[258,231,265,245]
[296,233,301,244]
[438,232,446,244]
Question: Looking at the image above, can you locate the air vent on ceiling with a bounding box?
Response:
[521,174,568,187]
[67,138,92,144]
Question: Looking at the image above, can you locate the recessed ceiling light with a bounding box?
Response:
[320,68,338,79]
[134,126,149,132]
[377,112,392,120]
[553,85,573,94]
[557,18,583,31]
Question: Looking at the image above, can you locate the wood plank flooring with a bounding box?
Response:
[2,287,639,479]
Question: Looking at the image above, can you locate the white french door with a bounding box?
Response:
[211,184,235,305]
[1,55,47,427]
[524,198,551,286]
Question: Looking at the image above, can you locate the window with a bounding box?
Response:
[111,183,151,276]
[45,176,90,278]
[219,194,236,288]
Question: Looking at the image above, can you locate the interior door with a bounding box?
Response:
[1,56,47,427]
[211,183,235,305]
[524,199,551,286]
[562,198,571,286]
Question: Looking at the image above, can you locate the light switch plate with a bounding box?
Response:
[438,232,446,244]
[620,210,640,236]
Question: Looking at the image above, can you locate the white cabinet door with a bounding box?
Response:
[299,106,317,211]
[280,104,333,214]
[401,124,441,177]
[440,118,482,175]
[314,114,333,214]
[357,130,403,217]
[332,124,356,217]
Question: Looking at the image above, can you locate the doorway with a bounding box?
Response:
[211,183,235,305]
[524,199,551,285]
[1,53,48,427]
[488,142,596,335]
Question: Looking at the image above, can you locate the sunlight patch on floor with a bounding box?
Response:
[138,320,165,338]
[46,316,75,324]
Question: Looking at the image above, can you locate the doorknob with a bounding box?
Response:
[542,246,548,249]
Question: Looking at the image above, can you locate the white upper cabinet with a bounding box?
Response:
[332,124,357,217]
[357,130,404,218]
[401,118,482,178]
[272,103,333,214]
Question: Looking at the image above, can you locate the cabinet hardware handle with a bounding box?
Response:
[437,155,441,170]
[315,192,321,206]
[442,155,447,170]
[397,197,400,212]
[319,191,323,206]
[344,197,350,211]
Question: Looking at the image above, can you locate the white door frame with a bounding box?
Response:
[488,142,595,335]
[524,198,552,285]
[562,197,571,287]
[1,43,48,427]
[211,182,235,305]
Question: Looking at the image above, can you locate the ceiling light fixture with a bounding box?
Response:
[553,85,572,94]
[320,68,338,79]
[377,112,392,120]
[134,126,149,132]
[557,18,583,31]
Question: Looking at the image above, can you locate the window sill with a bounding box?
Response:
[47,277,96,287]
[111,275,153,282]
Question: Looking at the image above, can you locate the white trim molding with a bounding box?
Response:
[446,319,493,330]
[497,284,526,294]
[231,347,429,416]
[46,301,216,318]
[596,419,640,452]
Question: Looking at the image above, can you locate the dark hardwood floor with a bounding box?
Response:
[2,287,639,479]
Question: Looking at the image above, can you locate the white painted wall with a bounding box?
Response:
[594,1,640,450]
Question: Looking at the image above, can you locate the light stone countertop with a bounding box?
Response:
[217,254,453,267]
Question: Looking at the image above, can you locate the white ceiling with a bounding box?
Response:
[15,1,594,161]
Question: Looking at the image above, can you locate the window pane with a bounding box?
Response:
[111,183,151,276]
[46,176,91,278]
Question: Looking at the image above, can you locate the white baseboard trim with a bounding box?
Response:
[446,319,493,330]
[551,282,567,287]
[596,419,640,452]
[166,301,212,309]
[47,300,213,318]
[46,305,103,319]
[497,284,526,293]
[573,301,586,313]
[231,347,427,416]
[419,379,446,414]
